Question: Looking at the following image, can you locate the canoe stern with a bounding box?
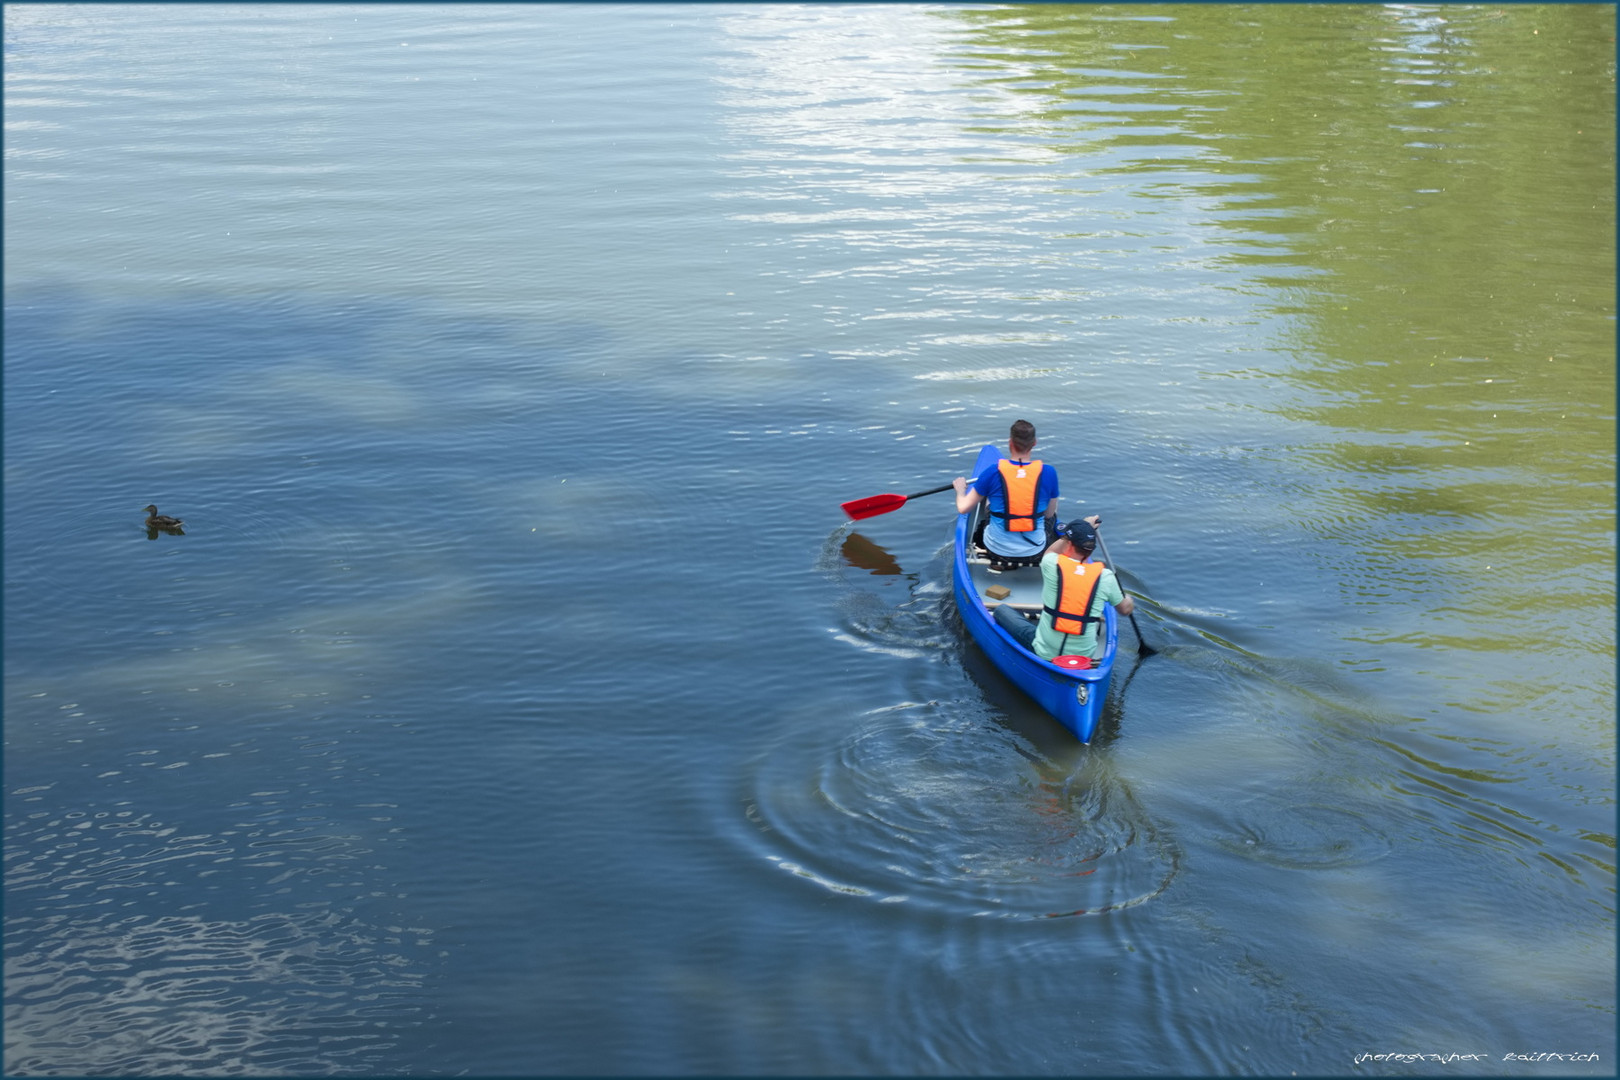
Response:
[951,511,1117,743]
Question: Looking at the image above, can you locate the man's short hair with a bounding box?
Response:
[1009,419,1037,454]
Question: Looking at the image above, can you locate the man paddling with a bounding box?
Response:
[951,419,1059,569]
[994,518,1134,662]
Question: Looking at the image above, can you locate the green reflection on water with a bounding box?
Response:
[941,5,1614,686]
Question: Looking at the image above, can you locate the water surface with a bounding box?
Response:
[5,4,1614,1075]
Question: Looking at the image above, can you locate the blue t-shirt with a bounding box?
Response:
[973,459,1059,557]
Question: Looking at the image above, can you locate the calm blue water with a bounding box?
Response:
[5,4,1614,1076]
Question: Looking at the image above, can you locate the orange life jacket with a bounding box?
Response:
[1043,555,1105,636]
[993,459,1044,532]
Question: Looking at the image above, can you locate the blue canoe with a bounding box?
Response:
[951,501,1119,745]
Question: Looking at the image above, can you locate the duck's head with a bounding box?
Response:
[142,505,160,515]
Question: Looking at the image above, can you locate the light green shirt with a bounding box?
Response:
[1031,551,1124,660]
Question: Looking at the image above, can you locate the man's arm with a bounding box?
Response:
[952,475,983,515]
[1103,567,1135,616]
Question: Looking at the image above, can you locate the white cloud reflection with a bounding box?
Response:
[714,5,1061,205]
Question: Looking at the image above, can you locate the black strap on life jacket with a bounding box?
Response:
[991,509,1040,528]
[1040,606,1100,629]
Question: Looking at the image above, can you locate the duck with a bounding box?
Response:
[143,504,184,529]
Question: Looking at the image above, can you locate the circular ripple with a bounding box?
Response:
[1211,799,1394,870]
[738,701,1180,919]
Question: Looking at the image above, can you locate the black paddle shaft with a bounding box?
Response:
[1094,528,1156,656]
[903,482,957,500]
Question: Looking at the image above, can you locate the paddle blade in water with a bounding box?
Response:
[840,493,908,520]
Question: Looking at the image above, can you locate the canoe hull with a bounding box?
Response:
[951,510,1117,743]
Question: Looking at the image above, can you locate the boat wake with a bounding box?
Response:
[737,700,1181,920]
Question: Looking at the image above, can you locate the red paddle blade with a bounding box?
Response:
[840,492,908,521]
